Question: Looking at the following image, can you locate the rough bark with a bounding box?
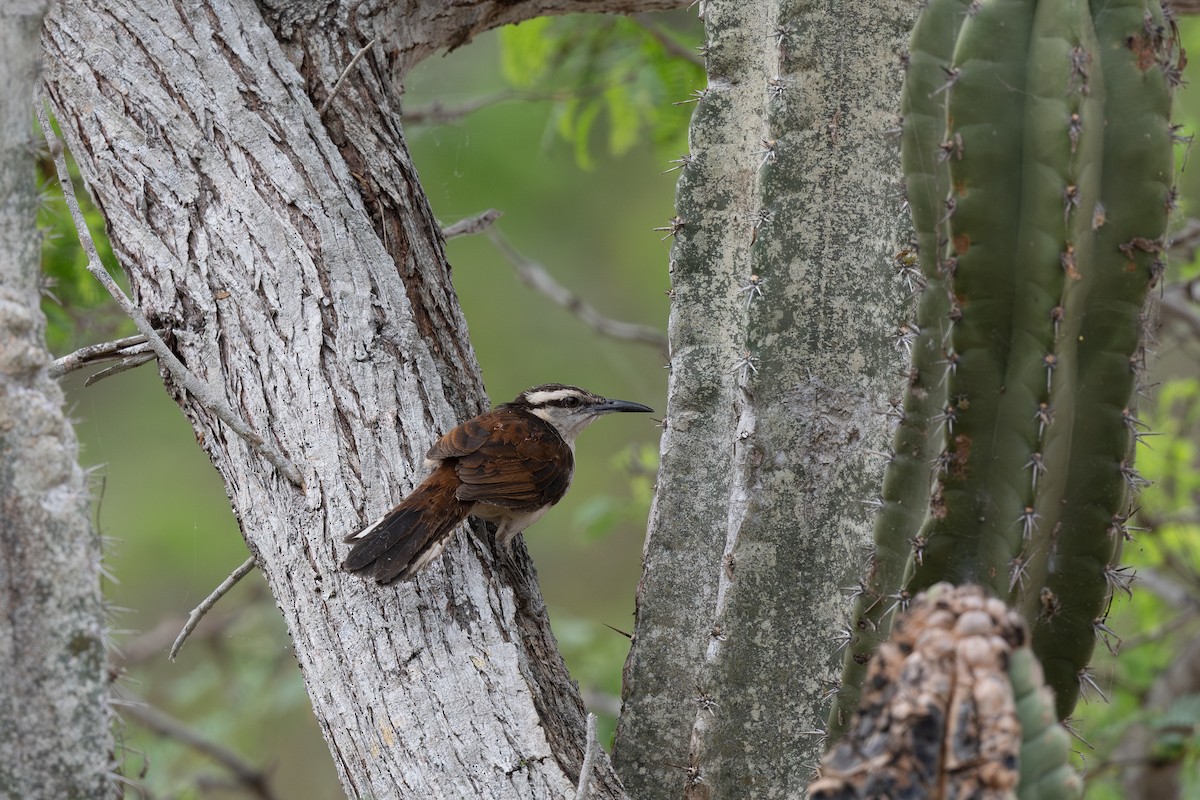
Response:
[39,0,688,795]
[0,2,114,798]
[612,2,918,797]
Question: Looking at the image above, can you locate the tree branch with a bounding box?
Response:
[486,228,668,348]
[169,556,257,661]
[49,333,153,380]
[120,696,276,800]
[34,100,304,488]
[441,208,503,240]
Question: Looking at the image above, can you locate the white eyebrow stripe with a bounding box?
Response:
[523,389,584,406]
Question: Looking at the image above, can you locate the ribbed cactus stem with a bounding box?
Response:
[1026,0,1178,718]
[834,0,1179,732]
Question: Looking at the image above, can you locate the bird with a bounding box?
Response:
[343,384,653,583]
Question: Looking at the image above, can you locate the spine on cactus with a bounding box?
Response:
[833,0,1179,736]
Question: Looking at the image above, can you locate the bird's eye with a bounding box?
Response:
[563,396,581,408]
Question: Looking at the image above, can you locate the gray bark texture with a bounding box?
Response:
[0,2,115,799]
[612,2,919,798]
[38,0,686,796]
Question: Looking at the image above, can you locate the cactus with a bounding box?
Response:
[833,0,1180,735]
[812,585,1080,800]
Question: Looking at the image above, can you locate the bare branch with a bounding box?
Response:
[49,333,151,378]
[407,0,695,66]
[318,36,379,117]
[575,713,600,800]
[120,696,276,800]
[1167,0,1200,13]
[169,556,257,661]
[441,208,503,240]
[35,99,304,488]
[403,92,526,124]
[486,228,667,349]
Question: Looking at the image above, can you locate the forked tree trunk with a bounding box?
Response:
[0,3,113,798]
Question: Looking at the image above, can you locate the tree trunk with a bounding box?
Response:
[40,0,687,795]
[612,2,919,797]
[0,3,114,798]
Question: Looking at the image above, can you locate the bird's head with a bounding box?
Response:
[510,384,653,442]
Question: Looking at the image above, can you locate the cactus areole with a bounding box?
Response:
[834,0,1181,736]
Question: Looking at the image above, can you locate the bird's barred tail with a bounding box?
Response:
[342,474,469,583]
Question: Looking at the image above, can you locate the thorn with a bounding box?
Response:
[1025,452,1046,493]
[933,402,958,436]
[662,153,694,174]
[1035,402,1055,437]
[1119,460,1151,490]
[654,215,686,240]
[932,66,960,97]
[673,88,708,106]
[1077,667,1110,704]
[1016,506,1041,540]
[767,75,790,101]
[1008,547,1035,593]
[758,139,777,168]
[734,277,763,311]
[1104,564,1136,599]
[910,535,926,567]
[1094,617,1121,656]
[894,323,920,357]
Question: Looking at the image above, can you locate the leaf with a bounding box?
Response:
[499,18,556,88]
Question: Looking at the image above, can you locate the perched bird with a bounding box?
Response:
[343,384,653,583]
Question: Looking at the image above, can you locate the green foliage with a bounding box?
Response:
[572,443,657,540]
[499,14,703,167]
[1072,378,1200,798]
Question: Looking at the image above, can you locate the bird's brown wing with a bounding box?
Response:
[425,410,573,512]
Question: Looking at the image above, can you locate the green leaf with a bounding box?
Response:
[499,18,556,88]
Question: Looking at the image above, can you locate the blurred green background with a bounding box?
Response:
[38,10,1200,799]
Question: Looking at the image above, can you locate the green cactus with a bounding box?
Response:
[833,0,1180,736]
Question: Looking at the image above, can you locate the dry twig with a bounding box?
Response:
[441,209,503,240]
[486,228,667,349]
[318,36,380,117]
[169,556,257,661]
[50,333,155,384]
[120,696,276,800]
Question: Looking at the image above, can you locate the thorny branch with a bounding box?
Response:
[35,98,303,487]
[485,228,668,349]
